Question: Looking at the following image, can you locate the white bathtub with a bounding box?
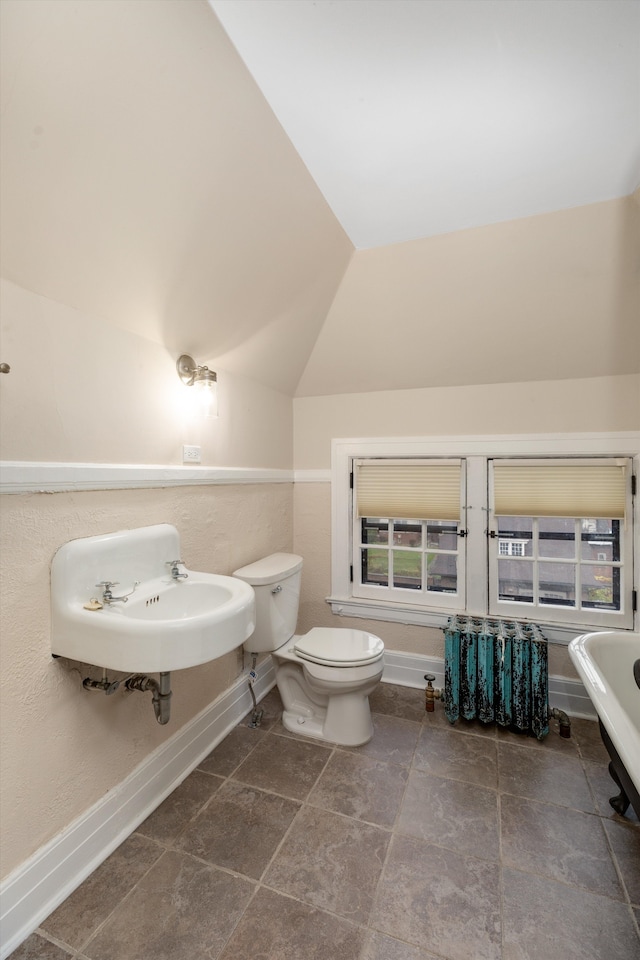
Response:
[569,630,640,814]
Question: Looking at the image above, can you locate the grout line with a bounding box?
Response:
[77,847,171,957]
[31,686,640,960]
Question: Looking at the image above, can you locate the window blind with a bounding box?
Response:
[355,460,461,521]
[492,459,628,519]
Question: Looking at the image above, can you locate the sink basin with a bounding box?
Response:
[51,524,255,672]
[123,580,237,621]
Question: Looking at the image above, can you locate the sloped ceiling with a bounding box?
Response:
[211,0,639,396]
[211,0,640,250]
[0,0,352,396]
[2,0,638,400]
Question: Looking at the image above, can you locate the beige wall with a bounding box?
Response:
[0,279,293,468]
[2,0,638,894]
[293,482,574,682]
[294,373,640,470]
[0,482,292,879]
[0,0,352,396]
[296,196,640,397]
[293,373,639,684]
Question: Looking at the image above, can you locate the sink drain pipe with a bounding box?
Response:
[82,670,172,723]
[124,672,172,724]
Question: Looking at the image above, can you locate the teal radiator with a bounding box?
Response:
[443,616,549,740]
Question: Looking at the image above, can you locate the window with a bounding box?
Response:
[330,437,637,640]
[499,539,527,557]
[488,458,630,626]
[353,460,464,610]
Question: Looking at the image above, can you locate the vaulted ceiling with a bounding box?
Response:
[211,0,640,249]
[1,0,638,400]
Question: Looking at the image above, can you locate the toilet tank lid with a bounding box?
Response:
[232,553,303,585]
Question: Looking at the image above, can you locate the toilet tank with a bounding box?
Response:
[232,553,303,653]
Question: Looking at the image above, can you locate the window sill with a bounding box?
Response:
[325,595,629,645]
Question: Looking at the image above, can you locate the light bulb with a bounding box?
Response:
[194,376,218,419]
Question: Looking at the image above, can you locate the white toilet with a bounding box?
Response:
[233,553,384,746]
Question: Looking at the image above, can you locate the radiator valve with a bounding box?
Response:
[424,674,442,713]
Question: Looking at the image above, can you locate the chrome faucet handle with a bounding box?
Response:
[96,580,119,594]
[166,559,188,580]
[95,580,139,603]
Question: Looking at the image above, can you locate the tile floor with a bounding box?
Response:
[12,684,640,960]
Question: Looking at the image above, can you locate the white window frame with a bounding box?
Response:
[498,539,528,557]
[329,433,639,645]
[353,458,466,610]
[488,458,633,629]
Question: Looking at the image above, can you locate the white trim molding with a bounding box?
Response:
[0,659,276,960]
[331,432,639,636]
[0,462,294,495]
[327,595,600,646]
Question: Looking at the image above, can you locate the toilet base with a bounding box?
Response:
[275,660,380,746]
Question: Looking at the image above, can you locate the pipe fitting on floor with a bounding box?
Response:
[424,674,442,713]
[549,706,572,738]
[125,672,172,724]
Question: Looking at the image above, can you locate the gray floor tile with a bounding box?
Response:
[9,935,74,960]
[501,794,623,899]
[231,731,332,800]
[136,769,224,845]
[360,930,442,960]
[571,717,610,763]
[369,683,426,722]
[373,834,501,960]
[23,683,636,960]
[175,780,300,879]
[583,760,640,824]
[342,713,421,766]
[502,866,640,960]
[397,768,499,861]
[308,750,408,827]
[83,850,254,960]
[603,818,640,905]
[40,834,163,951]
[219,887,366,960]
[498,740,595,812]
[264,805,390,924]
[413,724,498,788]
[197,724,264,777]
[435,712,498,739]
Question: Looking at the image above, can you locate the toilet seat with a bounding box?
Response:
[294,627,384,667]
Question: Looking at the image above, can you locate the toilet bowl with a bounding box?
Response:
[274,627,384,745]
[233,554,384,746]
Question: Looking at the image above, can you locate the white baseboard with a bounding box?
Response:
[381,650,597,721]
[0,659,276,960]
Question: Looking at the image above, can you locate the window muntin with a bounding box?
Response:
[353,458,466,609]
[488,457,632,626]
[346,451,634,630]
[495,518,623,613]
[358,517,461,602]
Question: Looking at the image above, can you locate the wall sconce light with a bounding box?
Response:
[176,354,218,419]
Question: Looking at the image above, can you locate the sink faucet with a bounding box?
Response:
[167,559,188,581]
[96,581,139,604]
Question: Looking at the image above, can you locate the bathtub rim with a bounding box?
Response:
[568,630,640,797]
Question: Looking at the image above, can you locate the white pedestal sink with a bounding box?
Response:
[51,524,255,672]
